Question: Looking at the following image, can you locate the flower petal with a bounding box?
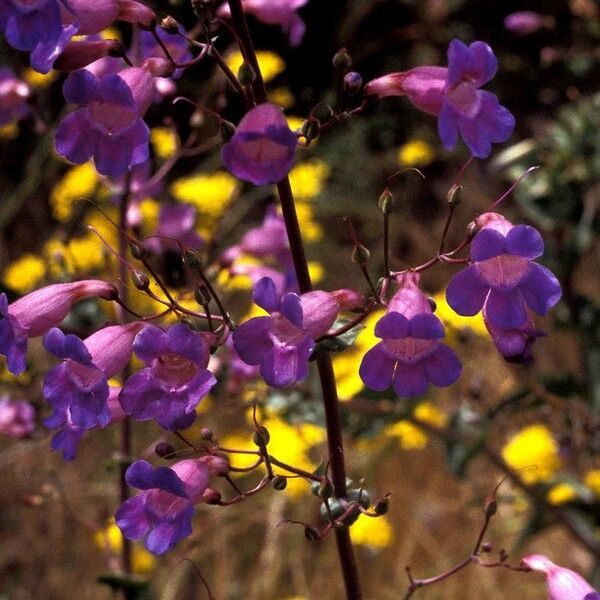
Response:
[445,266,489,316]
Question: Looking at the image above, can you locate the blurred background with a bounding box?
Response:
[1,0,600,598]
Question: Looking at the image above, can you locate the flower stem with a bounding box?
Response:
[225,2,363,597]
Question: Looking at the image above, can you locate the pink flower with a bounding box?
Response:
[0,396,35,438]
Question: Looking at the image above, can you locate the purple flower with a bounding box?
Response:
[50,385,124,460]
[365,40,514,158]
[221,103,298,186]
[55,65,155,177]
[504,11,546,35]
[360,272,461,398]
[522,554,598,600]
[218,0,308,46]
[232,277,340,387]
[43,322,144,430]
[145,203,204,255]
[116,455,229,555]
[119,324,217,430]
[0,395,35,438]
[0,68,30,126]
[0,279,117,375]
[445,212,561,330]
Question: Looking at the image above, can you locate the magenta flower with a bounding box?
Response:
[0,280,117,375]
[360,272,461,398]
[446,212,561,330]
[522,554,599,600]
[365,40,514,158]
[0,395,35,438]
[218,0,308,46]
[232,277,340,387]
[43,322,144,430]
[119,324,217,430]
[145,203,204,255]
[221,103,298,186]
[504,11,546,35]
[0,68,30,126]
[55,65,155,177]
[116,455,229,555]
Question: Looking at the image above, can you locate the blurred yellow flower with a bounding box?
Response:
[221,416,325,497]
[23,68,58,88]
[268,87,295,109]
[308,261,324,283]
[332,309,385,401]
[286,116,305,132]
[547,483,578,505]
[2,254,46,293]
[93,519,156,573]
[50,162,98,221]
[226,50,285,83]
[150,127,178,159]
[0,122,19,139]
[397,139,435,167]
[385,402,447,450]
[350,514,393,548]
[584,470,600,496]
[501,424,561,484]
[294,203,322,242]
[288,160,330,201]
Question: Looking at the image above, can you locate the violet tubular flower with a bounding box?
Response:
[360,272,461,398]
[119,323,217,431]
[446,212,562,331]
[0,396,35,438]
[55,65,155,177]
[144,203,204,255]
[116,456,228,555]
[232,277,341,387]
[522,554,599,600]
[43,322,144,430]
[0,279,117,375]
[221,103,298,186]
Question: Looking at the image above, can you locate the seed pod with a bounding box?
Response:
[253,426,270,447]
[272,476,287,491]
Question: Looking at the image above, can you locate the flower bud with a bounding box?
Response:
[194,284,212,306]
[352,244,371,264]
[483,496,497,517]
[374,497,389,515]
[54,39,123,71]
[272,475,287,490]
[348,488,371,509]
[343,71,363,95]
[155,441,175,458]
[332,48,352,71]
[129,238,146,260]
[237,62,256,86]
[200,427,213,440]
[378,188,394,213]
[318,481,333,499]
[253,425,270,447]
[131,270,149,290]
[202,488,222,504]
[305,525,320,541]
[161,16,180,34]
[447,183,461,206]
[330,288,364,311]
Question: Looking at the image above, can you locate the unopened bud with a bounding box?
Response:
[300,118,320,143]
[200,427,213,440]
[184,249,203,270]
[161,15,179,33]
[272,475,287,490]
[190,111,204,128]
[481,541,493,553]
[374,497,389,515]
[466,220,479,239]
[155,442,175,458]
[318,481,333,499]
[483,496,498,517]
[332,48,352,71]
[305,525,320,541]
[237,62,256,86]
[129,238,146,260]
[447,183,461,206]
[351,244,371,264]
[220,119,236,141]
[378,188,394,213]
[427,296,437,312]
[203,488,222,505]
[253,426,270,447]
[131,270,149,290]
[348,488,371,509]
[343,71,363,95]
[194,284,212,306]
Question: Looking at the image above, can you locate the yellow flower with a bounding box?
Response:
[385,402,447,450]
[50,162,98,221]
[350,514,393,548]
[226,50,285,83]
[221,416,325,497]
[23,68,58,88]
[501,424,562,484]
[2,254,46,293]
[286,116,305,132]
[294,203,322,241]
[431,292,487,344]
[584,470,600,496]
[288,160,330,201]
[268,87,295,109]
[332,309,385,401]
[93,519,156,573]
[0,122,19,139]
[547,483,578,505]
[397,139,435,167]
[67,234,108,272]
[308,261,324,283]
[150,127,178,159]
[170,171,237,230]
